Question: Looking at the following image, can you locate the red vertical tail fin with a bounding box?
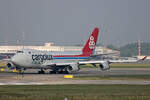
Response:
[82,27,99,56]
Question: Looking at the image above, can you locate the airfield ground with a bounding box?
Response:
[0,85,150,100]
[0,63,150,100]
[0,63,150,84]
[1,67,150,85]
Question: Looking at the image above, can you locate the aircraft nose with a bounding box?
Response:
[11,55,19,64]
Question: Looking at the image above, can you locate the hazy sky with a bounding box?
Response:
[0,0,150,46]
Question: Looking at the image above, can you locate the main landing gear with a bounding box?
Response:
[38,70,68,74]
[49,67,69,74]
[37,67,70,74]
[38,69,45,74]
[49,70,69,74]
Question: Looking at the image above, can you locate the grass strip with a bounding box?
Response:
[0,85,150,100]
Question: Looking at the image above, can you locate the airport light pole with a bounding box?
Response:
[138,33,141,56]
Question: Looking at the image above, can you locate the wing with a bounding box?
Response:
[108,56,147,63]
[90,52,118,57]
[79,60,106,65]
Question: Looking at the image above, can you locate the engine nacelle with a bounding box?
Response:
[7,62,15,69]
[66,62,80,73]
[99,61,110,70]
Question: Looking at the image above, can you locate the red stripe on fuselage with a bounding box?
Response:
[52,54,89,58]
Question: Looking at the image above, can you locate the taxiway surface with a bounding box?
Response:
[0,68,150,85]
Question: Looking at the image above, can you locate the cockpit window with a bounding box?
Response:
[28,51,31,54]
[17,51,24,53]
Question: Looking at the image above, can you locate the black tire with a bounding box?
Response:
[49,71,56,74]
[41,71,45,74]
[38,71,41,74]
[64,71,69,74]
[38,71,45,74]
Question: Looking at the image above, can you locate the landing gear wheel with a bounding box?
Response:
[49,71,56,74]
[38,70,45,74]
[17,69,24,74]
[63,71,69,74]
[65,71,69,74]
[57,71,63,74]
[18,70,23,74]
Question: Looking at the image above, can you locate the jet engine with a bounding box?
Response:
[66,62,80,73]
[7,62,15,69]
[99,61,110,70]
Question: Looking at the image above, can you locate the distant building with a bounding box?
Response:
[0,42,120,56]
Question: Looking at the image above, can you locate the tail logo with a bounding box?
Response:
[89,36,95,49]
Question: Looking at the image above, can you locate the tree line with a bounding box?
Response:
[106,42,150,57]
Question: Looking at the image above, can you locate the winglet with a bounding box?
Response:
[82,27,99,56]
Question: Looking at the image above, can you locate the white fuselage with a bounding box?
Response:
[11,49,86,69]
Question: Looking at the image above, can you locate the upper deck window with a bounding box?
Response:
[17,51,24,53]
